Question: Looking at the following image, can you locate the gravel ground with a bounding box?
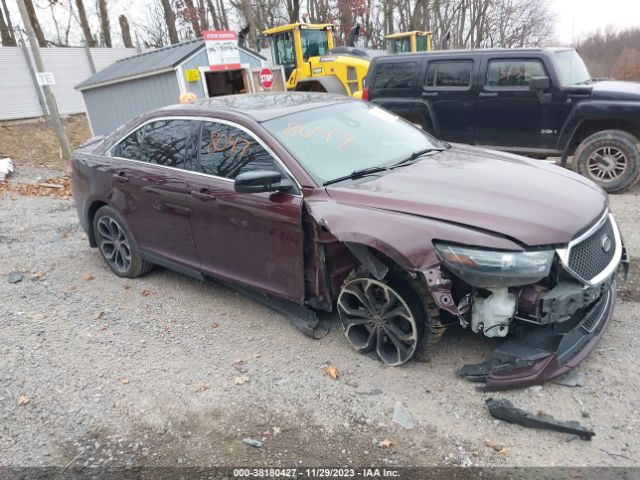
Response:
[1,162,639,471]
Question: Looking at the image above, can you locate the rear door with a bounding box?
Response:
[418,58,477,143]
[186,119,305,302]
[108,119,199,269]
[369,59,422,124]
[475,55,547,148]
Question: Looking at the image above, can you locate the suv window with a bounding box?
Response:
[486,59,546,87]
[197,121,282,179]
[141,119,193,168]
[373,62,417,89]
[112,127,145,160]
[425,61,473,88]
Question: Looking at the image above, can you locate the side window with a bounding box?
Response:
[373,62,417,90]
[425,61,473,88]
[112,127,145,160]
[486,59,546,87]
[197,122,282,180]
[141,119,193,169]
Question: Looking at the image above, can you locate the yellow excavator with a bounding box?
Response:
[384,31,432,54]
[262,23,432,97]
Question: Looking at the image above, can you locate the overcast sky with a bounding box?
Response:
[551,0,640,45]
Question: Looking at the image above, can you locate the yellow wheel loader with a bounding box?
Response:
[384,31,432,54]
[263,23,373,97]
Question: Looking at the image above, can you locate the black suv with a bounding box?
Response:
[364,48,640,192]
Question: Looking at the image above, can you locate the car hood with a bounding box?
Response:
[325,145,607,247]
[590,80,640,101]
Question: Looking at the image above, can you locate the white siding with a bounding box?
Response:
[0,46,136,121]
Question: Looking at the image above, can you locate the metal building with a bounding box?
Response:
[76,38,278,135]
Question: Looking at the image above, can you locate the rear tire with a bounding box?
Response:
[92,205,153,278]
[573,129,640,193]
[337,267,444,366]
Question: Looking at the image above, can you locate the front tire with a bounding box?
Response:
[92,206,152,278]
[573,129,640,193]
[337,268,443,366]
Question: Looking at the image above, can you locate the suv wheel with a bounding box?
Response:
[92,205,153,278]
[337,268,444,366]
[573,129,640,193]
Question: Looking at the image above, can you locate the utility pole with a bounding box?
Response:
[15,0,71,161]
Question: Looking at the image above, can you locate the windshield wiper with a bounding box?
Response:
[390,148,444,169]
[323,166,389,186]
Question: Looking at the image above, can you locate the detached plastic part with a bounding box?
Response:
[486,398,595,440]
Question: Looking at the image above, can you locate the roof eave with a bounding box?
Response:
[76,66,178,91]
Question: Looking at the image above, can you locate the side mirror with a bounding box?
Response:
[234,170,293,194]
[529,76,551,103]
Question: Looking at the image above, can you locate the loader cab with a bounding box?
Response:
[385,31,432,54]
[265,23,335,85]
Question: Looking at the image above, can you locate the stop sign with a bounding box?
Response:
[259,68,274,89]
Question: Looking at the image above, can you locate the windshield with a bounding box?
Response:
[300,29,328,60]
[554,50,591,85]
[263,102,440,185]
[387,37,411,54]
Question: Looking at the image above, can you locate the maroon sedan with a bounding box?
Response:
[71,93,628,390]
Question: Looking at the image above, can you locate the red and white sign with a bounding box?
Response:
[259,68,274,89]
[203,30,241,71]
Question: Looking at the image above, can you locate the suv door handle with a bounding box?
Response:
[112,172,129,183]
[479,92,498,98]
[190,189,216,202]
[422,91,439,97]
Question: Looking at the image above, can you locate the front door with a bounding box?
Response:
[475,57,548,148]
[186,120,305,302]
[108,119,199,269]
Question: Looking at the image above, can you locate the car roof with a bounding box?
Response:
[157,92,354,122]
[373,47,575,62]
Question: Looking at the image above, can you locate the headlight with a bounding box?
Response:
[434,243,554,288]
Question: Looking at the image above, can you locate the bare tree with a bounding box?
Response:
[285,0,299,23]
[138,0,171,47]
[180,0,202,37]
[159,0,179,44]
[75,0,95,46]
[119,14,133,47]
[206,0,221,29]
[24,0,47,46]
[97,0,111,46]
[0,4,16,45]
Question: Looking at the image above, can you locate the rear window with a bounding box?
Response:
[425,61,473,88]
[373,62,417,89]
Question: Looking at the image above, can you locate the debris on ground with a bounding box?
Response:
[485,398,595,440]
[119,378,129,385]
[234,376,249,385]
[378,438,393,448]
[323,365,339,380]
[83,273,95,281]
[392,402,415,429]
[484,438,506,453]
[31,271,48,281]
[195,382,210,393]
[12,175,72,199]
[7,272,24,284]
[233,357,248,365]
[0,158,14,181]
[141,289,150,297]
[16,394,30,406]
[242,438,263,448]
[553,370,587,388]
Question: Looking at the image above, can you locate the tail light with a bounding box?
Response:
[362,87,369,101]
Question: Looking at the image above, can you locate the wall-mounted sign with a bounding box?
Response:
[36,72,56,86]
[259,67,274,89]
[203,30,241,71]
[185,69,200,82]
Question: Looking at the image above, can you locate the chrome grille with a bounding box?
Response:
[567,216,616,283]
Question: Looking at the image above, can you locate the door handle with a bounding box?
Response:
[422,91,439,97]
[112,172,129,183]
[190,189,216,202]
[479,92,498,98]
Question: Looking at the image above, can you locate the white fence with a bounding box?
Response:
[0,46,136,122]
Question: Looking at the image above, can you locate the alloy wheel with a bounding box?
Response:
[96,216,132,274]
[338,277,418,366]
[586,146,628,183]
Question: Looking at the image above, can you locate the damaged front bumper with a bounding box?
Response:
[458,280,616,390]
